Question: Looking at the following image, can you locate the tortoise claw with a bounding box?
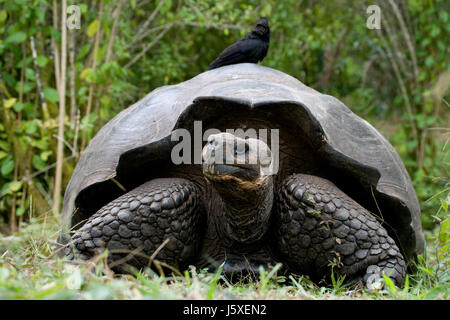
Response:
[364,265,384,290]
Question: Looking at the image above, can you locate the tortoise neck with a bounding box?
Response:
[212,176,274,244]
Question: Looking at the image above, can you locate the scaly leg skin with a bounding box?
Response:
[275,174,406,289]
[65,178,203,272]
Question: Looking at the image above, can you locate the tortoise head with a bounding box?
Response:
[202,132,273,188]
[202,132,274,243]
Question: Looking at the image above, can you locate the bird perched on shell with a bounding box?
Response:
[208,18,270,70]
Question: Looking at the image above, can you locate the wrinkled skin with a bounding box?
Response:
[66,133,406,289]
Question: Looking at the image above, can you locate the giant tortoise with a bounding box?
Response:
[59,63,424,288]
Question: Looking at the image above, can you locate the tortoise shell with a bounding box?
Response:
[60,63,424,261]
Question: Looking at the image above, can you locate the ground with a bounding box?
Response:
[0,214,448,300]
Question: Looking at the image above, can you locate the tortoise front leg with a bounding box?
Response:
[65,178,204,272]
[274,173,406,288]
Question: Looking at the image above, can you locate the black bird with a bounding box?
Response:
[207,18,270,70]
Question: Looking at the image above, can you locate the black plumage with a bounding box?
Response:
[207,18,270,70]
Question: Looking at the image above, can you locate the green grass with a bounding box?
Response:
[0,211,448,300]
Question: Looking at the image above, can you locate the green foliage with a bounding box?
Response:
[257,263,283,292]
[0,215,448,299]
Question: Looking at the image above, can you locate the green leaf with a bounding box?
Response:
[24,81,35,94]
[440,11,448,23]
[8,181,22,192]
[13,128,23,136]
[24,121,38,134]
[441,199,448,212]
[0,151,8,160]
[439,219,450,245]
[425,56,434,68]
[87,19,99,38]
[16,207,25,217]
[2,73,16,88]
[418,265,434,276]
[382,274,396,292]
[40,151,52,161]
[0,141,10,151]
[79,4,88,14]
[430,26,440,38]
[36,55,48,67]
[31,138,48,150]
[6,31,26,43]
[13,101,24,112]
[78,44,91,59]
[50,27,61,42]
[0,10,7,25]
[32,154,45,170]
[15,81,35,94]
[100,95,110,107]
[80,68,96,83]
[402,275,409,294]
[37,7,45,23]
[1,158,14,176]
[25,68,35,80]
[44,87,59,102]
[4,98,16,108]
